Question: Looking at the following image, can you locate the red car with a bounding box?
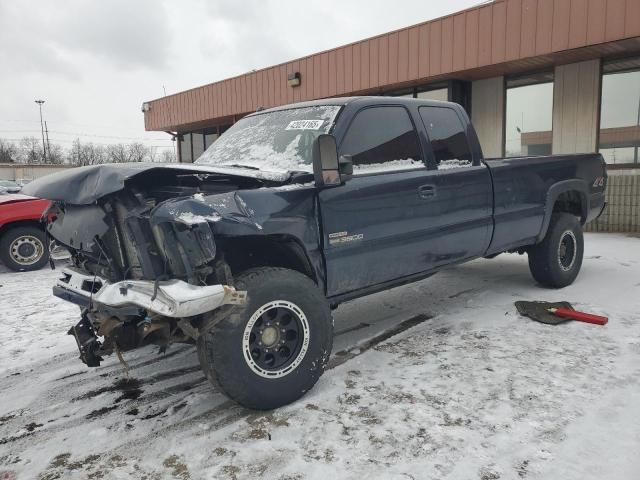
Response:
[0,194,51,271]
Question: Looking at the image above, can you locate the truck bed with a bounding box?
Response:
[484,153,606,255]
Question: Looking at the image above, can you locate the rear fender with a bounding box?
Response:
[537,179,588,242]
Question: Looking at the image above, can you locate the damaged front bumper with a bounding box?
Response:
[54,267,246,317]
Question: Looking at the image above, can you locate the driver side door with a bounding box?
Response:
[318,105,436,297]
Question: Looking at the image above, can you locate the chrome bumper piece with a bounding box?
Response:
[55,267,246,317]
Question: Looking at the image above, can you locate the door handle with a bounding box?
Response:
[418,184,436,199]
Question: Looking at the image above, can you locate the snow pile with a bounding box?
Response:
[438,159,472,170]
[270,182,315,191]
[0,234,639,479]
[353,158,423,174]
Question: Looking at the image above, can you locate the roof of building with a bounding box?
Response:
[143,0,640,132]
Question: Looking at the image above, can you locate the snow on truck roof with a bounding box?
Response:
[247,96,457,116]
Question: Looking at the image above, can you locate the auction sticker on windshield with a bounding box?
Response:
[285,120,325,130]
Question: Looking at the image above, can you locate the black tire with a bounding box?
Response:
[528,213,584,288]
[198,267,333,410]
[0,226,49,272]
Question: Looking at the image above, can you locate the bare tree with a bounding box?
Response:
[127,142,147,163]
[18,136,43,164]
[69,138,106,166]
[69,138,83,166]
[0,139,18,163]
[159,149,177,163]
[57,139,164,166]
[147,146,158,163]
[47,144,65,164]
[83,143,106,166]
[106,143,130,163]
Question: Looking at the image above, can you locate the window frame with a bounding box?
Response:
[337,104,427,177]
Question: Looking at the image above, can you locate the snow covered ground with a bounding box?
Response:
[0,233,639,480]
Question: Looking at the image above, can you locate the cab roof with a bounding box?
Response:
[246,96,454,117]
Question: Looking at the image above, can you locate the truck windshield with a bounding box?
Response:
[196,105,341,173]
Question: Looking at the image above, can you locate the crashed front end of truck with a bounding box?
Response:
[22,104,343,409]
[42,167,283,367]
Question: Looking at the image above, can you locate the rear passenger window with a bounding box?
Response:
[340,106,423,173]
[418,106,472,168]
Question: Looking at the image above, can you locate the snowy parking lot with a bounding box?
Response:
[1,233,639,479]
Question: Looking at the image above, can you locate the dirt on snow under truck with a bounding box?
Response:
[23,97,607,410]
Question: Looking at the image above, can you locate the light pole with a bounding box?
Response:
[35,99,47,163]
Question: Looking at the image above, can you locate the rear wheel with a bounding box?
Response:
[197,267,333,410]
[528,213,583,288]
[0,226,49,272]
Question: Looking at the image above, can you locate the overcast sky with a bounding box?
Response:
[0,0,480,155]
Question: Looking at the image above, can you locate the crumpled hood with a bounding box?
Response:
[21,162,292,205]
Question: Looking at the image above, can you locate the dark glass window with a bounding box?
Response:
[340,106,422,170]
[418,106,472,164]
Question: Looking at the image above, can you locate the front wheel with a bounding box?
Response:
[0,226,49,272]
[528,213,584,288]
[198,267,333,410]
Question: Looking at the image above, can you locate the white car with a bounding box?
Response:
[0,180,22,195]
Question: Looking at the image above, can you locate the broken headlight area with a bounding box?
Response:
[46,192,223,286]
[60,267,246,367]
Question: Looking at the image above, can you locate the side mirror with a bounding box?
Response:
[313,134,341,187]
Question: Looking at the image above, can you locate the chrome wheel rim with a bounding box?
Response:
[557,230,577,272]
[242,300,310,379]
[9,235,44,266]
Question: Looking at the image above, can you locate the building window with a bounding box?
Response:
[505,72,554,157]
[599,57,640,166]
[385,84,448,101]
[179,133,192,163]
[416,87,448,102]
[340,106,422,171]
[192,133,205,160]
[177,125,233,162]
[204,129,219,149]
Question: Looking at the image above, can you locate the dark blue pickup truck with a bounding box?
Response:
[24,96,607,409]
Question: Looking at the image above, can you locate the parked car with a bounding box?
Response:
[0,194,51,271]
[23,97,607,409]
[0,180,22,195]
